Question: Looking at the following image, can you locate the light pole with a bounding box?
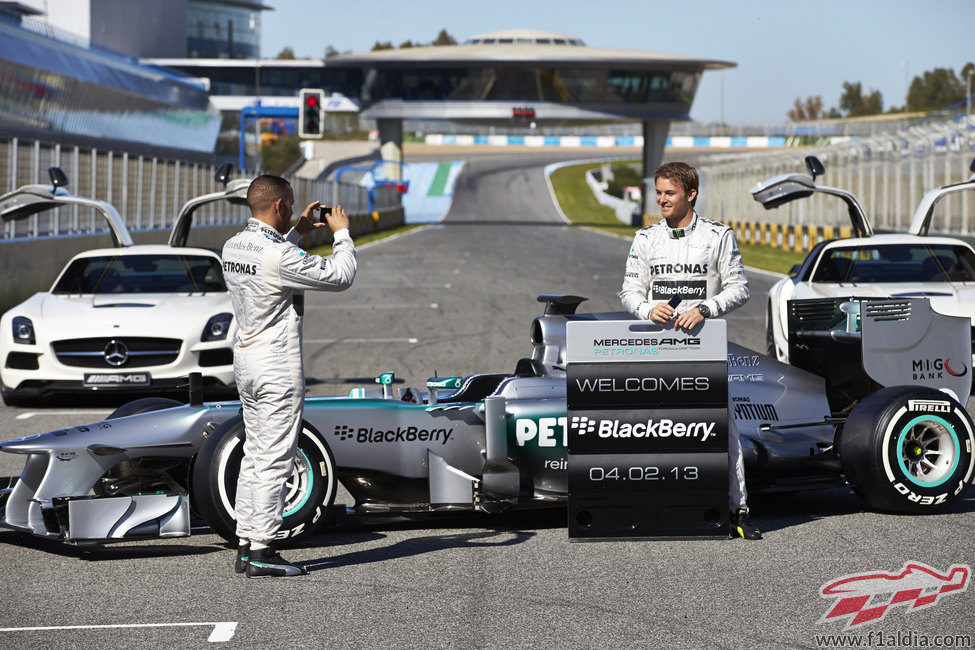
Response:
[899,60,909,108]
[967,70,973,117]
[249,13,261,171]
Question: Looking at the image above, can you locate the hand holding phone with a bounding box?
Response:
[667,296,682,308]
[318,205,332,222]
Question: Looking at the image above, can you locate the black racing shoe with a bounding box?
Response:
[731,508,763,540]
[246,546,308,578]
[234,544,250,574]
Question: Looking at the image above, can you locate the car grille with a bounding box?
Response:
[52,337,182,369]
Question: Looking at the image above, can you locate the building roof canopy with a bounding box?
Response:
[330,29,734,71]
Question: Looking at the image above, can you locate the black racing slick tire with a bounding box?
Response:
[191,415,337,543]
[840,386,975,513]
[107,397,182,419]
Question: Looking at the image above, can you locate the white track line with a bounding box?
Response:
[304,337,418,344]
[305,303,438,310]
[0,621,237,643]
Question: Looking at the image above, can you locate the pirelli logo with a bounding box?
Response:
[907,399,952,413]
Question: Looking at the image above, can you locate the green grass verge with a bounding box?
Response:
[549,161,806,274]
[737,242,805,275]
[306,224,424,256]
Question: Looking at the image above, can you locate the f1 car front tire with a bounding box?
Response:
[840,386,975,513]
[191,415,337,543]
[107,397,183,419]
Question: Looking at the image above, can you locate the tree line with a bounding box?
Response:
[789,63,975,121]
[274,29,458,60]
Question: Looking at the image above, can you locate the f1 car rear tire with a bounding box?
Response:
[191,415,337,544]
[840,386,975,513]
[107,397,182,419]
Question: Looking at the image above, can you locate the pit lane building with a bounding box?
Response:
[322,29,734,181]
[157,29,734,189]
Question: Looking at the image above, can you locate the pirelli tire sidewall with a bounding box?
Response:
[840,386,975,513]
[191,415,337,544]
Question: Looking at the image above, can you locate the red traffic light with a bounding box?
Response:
[305,95,319,108]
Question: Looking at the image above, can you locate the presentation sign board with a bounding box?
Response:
[566,320,729,539]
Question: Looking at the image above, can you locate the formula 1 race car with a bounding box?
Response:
[0,294,973,544]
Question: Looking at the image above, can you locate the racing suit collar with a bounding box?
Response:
[666,211,698,239]
[245,218,286,243]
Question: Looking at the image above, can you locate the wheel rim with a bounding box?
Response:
[282,448,314,517]
[216,430,327,521]
[895,415,960,487]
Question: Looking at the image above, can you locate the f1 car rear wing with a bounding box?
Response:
[168,163,251,248]
[0,167,133,247]
[787,296,972,411]
[907,158,975,236]
[749,155,873,238]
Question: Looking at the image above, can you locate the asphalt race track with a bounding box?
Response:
[0,152,973,648]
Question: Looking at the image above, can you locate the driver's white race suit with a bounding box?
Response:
[619,212,750,509]
[222,219,356,543]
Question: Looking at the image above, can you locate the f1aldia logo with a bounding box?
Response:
[819,561,970,628]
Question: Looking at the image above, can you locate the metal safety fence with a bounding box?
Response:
[696,117,975,239]
[0,137,399,241]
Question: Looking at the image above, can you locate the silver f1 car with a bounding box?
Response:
[1,294,973,544]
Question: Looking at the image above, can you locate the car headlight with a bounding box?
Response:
[201,313,233,342]
[12,316,35,345]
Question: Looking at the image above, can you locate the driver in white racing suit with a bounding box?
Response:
[620,161,761,539]
[222,175,357,577]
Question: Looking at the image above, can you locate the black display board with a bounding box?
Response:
[566,320,729,540]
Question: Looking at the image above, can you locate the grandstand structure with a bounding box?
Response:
[697,115,975,239]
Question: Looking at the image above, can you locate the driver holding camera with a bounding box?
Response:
[222,175,357,577]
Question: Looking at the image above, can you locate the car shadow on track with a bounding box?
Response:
[746,486,975,534]
[300,529,536,572]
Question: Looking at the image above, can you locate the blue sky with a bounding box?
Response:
[261,0,974,125]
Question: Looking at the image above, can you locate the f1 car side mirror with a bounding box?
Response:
[805,155,825,182]
[48,167,68,190]
[214,163,233,187]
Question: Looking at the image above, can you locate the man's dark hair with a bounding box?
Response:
[246,175,292,212]
[654,162,699,206]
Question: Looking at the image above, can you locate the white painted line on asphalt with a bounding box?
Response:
[354,224,430,251]
[16,410,111,420]
[305,303,438,310]
[0,621,238,643]
[305,337,418,344]
[744,265,788,279]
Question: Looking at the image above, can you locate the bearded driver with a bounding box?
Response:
[620,161,761,540]
[222,175,357,577]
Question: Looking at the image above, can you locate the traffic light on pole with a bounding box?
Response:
[298,88,325,138]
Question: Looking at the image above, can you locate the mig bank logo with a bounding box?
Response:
[818,562,970,628]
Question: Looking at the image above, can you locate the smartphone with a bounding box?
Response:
[318,205,332,221]
[667,296,682,308]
